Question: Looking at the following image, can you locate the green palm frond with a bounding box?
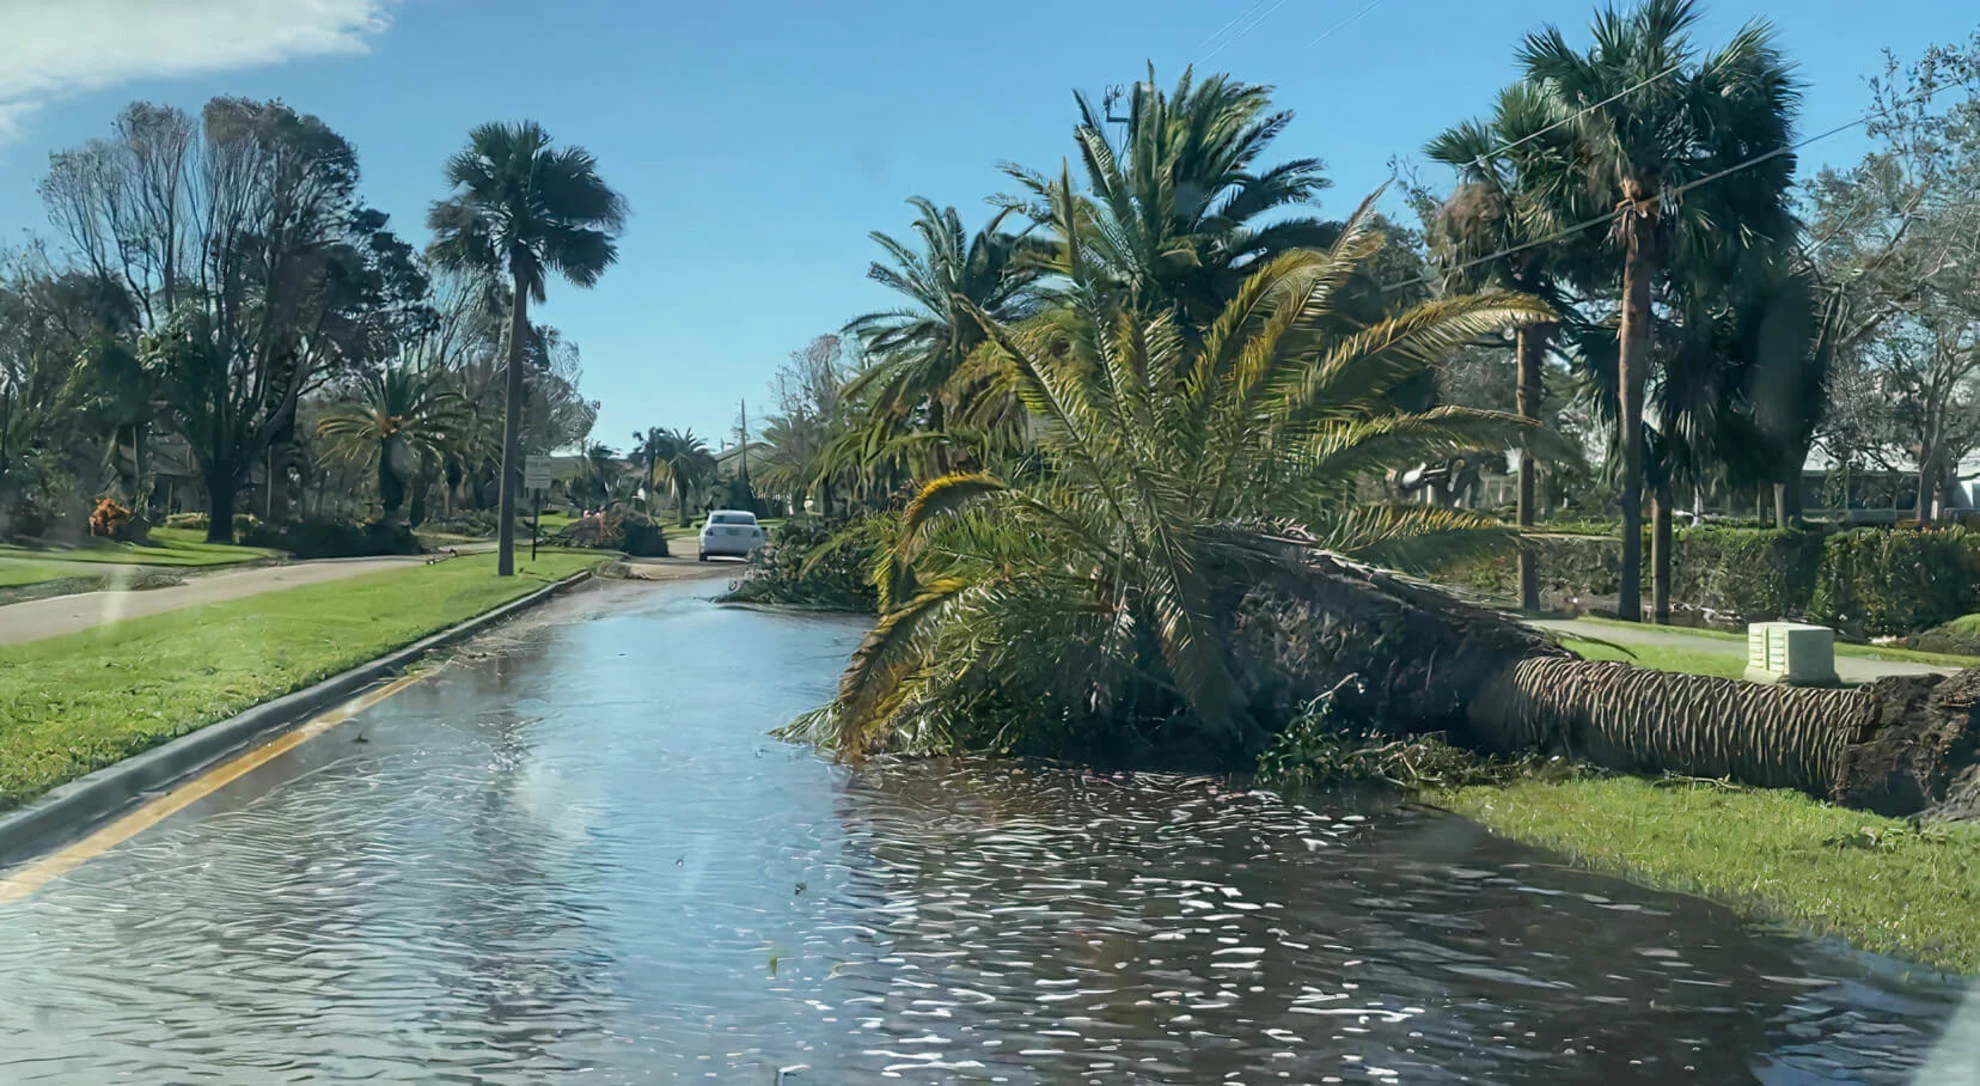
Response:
[815,184,1569,762]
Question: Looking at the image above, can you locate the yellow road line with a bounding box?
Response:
[0,672,428,904]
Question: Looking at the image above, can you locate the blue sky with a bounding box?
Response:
[0,0,1965,450]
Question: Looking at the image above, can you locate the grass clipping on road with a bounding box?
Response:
[1439,777,1980,973]
[0,552,598,811]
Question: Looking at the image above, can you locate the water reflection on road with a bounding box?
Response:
[0,579,1970,1083]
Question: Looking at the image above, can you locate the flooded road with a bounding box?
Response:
[0,579,1972,1083]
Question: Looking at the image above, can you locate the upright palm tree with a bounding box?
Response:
[844,198,1040,467]
[1005,66,1333,328]
[636,427,715,526]
[794,201,1556,760]
[1518,0,1799,620]
[427,121,627,575]
[1426,82,1583,612]
[316,363,469,525]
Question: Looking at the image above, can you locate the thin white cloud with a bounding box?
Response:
[0,0,394,141]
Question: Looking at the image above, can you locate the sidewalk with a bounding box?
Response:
[1527,617,1957,683]
[0,555,437,646]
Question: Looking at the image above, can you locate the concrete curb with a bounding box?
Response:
[0,568,597,869]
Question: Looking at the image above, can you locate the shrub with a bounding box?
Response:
[1669,526,1825,623]
[427,510,497,537]
[240,517,422,559]
[1438,525,1827,624]
[1906,614,1980,657]
[164,512,208,530]
[1438,535,1619,604]
[549,509,669,556]
[1812,527,1980,638]
[88,498,130,538]
[722,515,882,611]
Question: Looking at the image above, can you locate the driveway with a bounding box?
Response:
[0,555,436,646]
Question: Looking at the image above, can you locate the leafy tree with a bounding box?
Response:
[1518,0,1799,619]
[44,99,427,541]
[796,203,1554,760]
[1806,33,1980,521]
[758,334,857,515]
[427,121,627,574]
[315,361,469,525]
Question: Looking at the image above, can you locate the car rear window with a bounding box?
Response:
[709,513,756,525]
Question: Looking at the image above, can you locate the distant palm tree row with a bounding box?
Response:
[1424,0,1804,621]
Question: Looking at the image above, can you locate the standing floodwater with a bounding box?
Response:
[0,580,1971,1083]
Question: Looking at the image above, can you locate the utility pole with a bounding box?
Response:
[736,397,750,487]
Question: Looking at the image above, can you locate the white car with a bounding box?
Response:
[698,510,765,561]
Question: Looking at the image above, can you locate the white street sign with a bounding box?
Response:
[523,454,553,493]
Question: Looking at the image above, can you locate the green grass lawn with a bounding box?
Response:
[0,551,599,811]
[1570,614,1980,670]
[1559,635,1750,680]
[0,560,93,590]
[0,527,279,571]
[1439,777,1980,972]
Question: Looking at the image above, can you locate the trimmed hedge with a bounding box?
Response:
[1811,527,1978,639]
[1439,524,1977,636]
[1672,527,1825,624]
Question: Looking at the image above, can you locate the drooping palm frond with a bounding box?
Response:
[808,196,1559,761]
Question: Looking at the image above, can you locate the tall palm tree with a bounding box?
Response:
[427,121,627,575]
[844,198,1040,468]
[1426,82,1584,612]
[316,363,469,525]
[792,201,1556,760]
[1518,0,1799,620]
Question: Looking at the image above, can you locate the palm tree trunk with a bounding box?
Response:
[1247,555,1980,817]
[497,274,529,576]
[1651,484,1673,625]
[1616,249,1653,623]
[1515,322,1553,613]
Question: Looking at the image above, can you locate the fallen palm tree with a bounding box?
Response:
[798,204,1978,818]
[1239,552,1980,818]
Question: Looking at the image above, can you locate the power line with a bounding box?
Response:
[1199,0,1274,59]
[1459,62,1681,171]
[1307,0,1390,48]
[1202,0,1291,63]
[1386,85,1957,294]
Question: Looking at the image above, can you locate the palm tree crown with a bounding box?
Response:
[1005,65,1332,328]
[316,362,468,522]
[843,198,1041,467]
[427,121,629,303]
[794,201,1555,761]
[426,120,626,574]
